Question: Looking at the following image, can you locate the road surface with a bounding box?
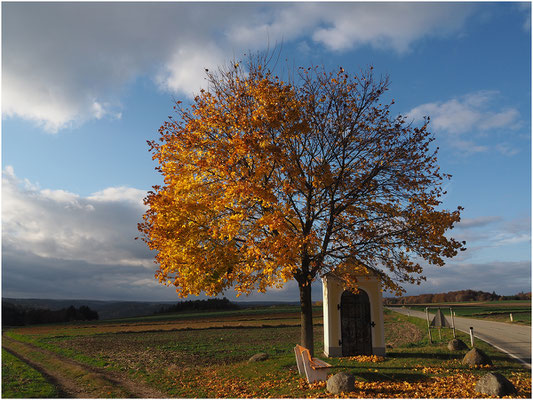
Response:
[389,307,531,369]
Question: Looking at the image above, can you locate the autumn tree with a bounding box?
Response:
[139,59,465,355]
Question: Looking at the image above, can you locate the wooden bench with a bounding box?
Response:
[294,344,332,383]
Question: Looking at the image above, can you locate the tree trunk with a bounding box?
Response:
[298,278,315,356]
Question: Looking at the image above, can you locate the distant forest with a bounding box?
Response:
[2,302,99,326]
[155,297,239,314]
[385,290,531,304]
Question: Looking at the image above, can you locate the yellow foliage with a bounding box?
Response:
[347,355,385,363]
[139,60,465,300]
[174,365,531,398]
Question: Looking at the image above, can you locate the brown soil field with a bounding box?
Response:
[12,311,321,337]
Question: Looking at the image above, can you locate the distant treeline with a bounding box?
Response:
[155,297,239,314]
[385,290,531,305]
[2,302,99,326]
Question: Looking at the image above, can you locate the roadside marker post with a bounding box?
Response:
[450,307,456,338]
[469,327,475,347]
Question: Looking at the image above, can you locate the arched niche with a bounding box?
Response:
[322,272,385,357]
[340,289,372,356]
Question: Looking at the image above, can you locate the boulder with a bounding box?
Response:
[462,347,492,366]
[248,352,268,363]
[326,372,355,394]
[447,339,468,351]
[475,372,517,396]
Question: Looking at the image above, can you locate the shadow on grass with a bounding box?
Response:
[327,364,447,382]
[387,351,519,365]
[386,351,458,360]
[519,357,531,364]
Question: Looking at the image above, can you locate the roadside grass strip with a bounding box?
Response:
[395,302,531,325]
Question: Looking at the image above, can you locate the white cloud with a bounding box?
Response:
[407,91,520,135]
[495,143,521,157]
[39,189,81,205]
[406,91,522,155]
[2,166,151,267]
[493,233,531,247]
[450,140,489,155]
[479,109,521,131]
[311,3,473,53]
[225,3,323,49]
[2,2,476,132]
[225,3,474,54]
[2,71,89,132]
[2,2,213,132]
[155,43,227,96]
[88,186,146,206]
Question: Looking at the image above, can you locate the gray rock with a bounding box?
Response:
[447,339,468,351]
[462,347,492,366]
[248,352,268,363]
[475,372,517,396]
[326,372,355,394]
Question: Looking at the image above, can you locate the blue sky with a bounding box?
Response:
[2,2,531,302]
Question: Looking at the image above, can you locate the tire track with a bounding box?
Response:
[2,335,167,398]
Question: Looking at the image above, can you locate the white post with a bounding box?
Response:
[510,313,513,322]
[469,327,474,347]
[450,307,456,338]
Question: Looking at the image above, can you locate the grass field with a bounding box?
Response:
[389,300,532,325]
[2,306,531,398]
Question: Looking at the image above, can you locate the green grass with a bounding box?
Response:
[1,349,59,398]
[3,307,530,398]
[104,304,321,324]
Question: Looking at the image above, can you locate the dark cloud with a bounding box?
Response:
[449,215,530,257]
[2,247,172,301]
[1,166,320,302]
[1,242,322,303]
[456,216,502,229]
[2,166,530,301]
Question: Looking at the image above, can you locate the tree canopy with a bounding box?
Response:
[139,59,465,352]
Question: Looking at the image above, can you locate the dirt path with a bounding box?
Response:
[2,335,167,398]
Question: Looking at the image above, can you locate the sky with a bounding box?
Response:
[2,1,531,303]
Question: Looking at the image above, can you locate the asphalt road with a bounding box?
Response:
[389,307,531,369]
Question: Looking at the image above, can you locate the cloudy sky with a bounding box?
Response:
[2,2,531,302]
